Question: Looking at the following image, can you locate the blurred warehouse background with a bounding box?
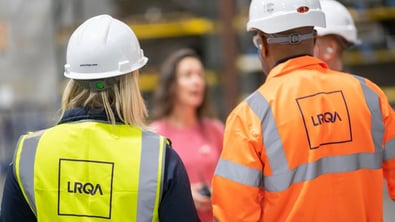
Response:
[0,0,395,219]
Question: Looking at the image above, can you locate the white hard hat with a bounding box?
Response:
[64,14,148,80]
[315,0,360,45]
[247,0,326,34]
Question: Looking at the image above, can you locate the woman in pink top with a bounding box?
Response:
[149,48,224,222]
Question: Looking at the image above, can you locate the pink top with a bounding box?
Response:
[150,117,224,222]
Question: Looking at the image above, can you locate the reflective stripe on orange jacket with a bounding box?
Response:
[212,56,395,222]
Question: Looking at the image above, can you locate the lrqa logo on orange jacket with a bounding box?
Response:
[296,90,352,149]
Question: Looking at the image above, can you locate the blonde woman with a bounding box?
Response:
[0,15,199,222]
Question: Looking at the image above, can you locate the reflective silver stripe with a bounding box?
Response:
[17,131,45,215]
[384,139,395,161]
[353,75,384,152]
[265,152,382,192]
[216,153,381,192]
[215,158,263,188]
[218,78,385,192]
[246,92,289,174]
[137,131,165,222]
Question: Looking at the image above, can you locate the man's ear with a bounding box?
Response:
[261,38,269,57]
[325,47,334,54]
[323,39,338,59]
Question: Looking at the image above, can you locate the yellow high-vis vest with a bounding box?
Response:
[14,121,166,222]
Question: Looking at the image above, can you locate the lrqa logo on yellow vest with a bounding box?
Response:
[67,181,104,195]
[58,159,114,219]
[296,90,352,149]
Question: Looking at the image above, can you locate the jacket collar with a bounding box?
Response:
[59,107,122,124]
[266,55,328,81]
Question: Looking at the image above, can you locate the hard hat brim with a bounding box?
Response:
[64,57,148,80]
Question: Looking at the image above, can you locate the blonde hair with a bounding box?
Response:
[60,71,147,128]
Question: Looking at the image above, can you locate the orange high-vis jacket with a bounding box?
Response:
[212,56,395,222]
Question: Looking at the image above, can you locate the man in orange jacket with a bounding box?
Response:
[211,0,395,221]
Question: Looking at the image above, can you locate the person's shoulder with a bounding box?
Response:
[202,117,222,125]
[202,117,224,132]
[148,119,167,132]
[340,72,379,88]
[17,128,49,143]
[143,127,168,139]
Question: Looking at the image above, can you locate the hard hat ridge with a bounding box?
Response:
[246,0,326,34]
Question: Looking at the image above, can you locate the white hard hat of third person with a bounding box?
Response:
[247,0,326,34]
[64,14,148,80]
[315,0,361,45]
